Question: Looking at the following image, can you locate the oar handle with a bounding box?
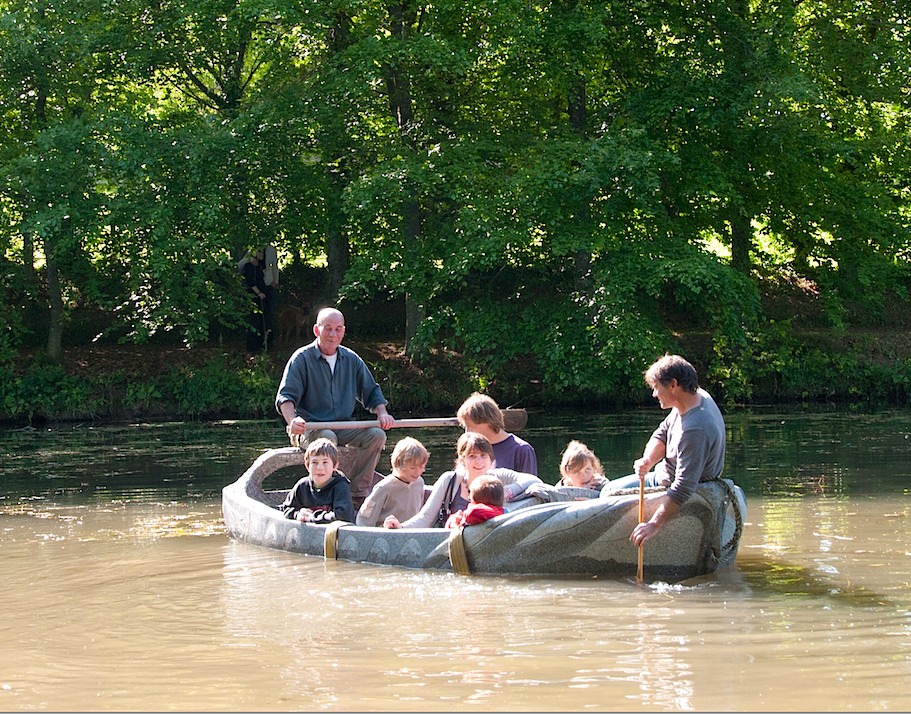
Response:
[306,417,459,431]
[301,408,528,433]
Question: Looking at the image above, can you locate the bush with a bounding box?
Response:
[158,353,276,418]
[3,359,103,421]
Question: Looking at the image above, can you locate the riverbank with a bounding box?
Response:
[5,322,911,427]
[3,337,485,426]
[6,263,911,426]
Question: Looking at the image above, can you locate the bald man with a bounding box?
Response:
[276,307,394,508]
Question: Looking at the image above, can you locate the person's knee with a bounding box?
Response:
[338,427,385,451]
[601,474,636,495]
[366,428,386,450]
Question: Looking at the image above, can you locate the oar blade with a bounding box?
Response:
[502,408,528,432]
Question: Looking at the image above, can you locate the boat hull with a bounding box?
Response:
[222,447,746,581]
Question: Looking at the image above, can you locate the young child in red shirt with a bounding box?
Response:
[445,474,505,528]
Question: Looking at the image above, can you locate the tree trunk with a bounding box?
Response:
[729,210,752,275]
[22,234,37,295]
[385,2,424,354]
[33,27,60,361]
[323,10,355,302]
[405,291,422,351]
[568,70,591,290]
[326,184,349,301]
[718,0,753,275]
[402,199,423,351]
[45,251,64,363]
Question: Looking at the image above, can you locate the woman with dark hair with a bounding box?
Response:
[383,432,551,529]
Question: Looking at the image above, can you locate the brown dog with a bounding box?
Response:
[277,305,309,345]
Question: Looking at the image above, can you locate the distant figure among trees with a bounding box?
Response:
[241,249,267,352]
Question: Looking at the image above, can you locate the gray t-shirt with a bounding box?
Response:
[653,388,726,505]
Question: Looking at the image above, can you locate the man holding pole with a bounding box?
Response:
[276,307,395,506]
[602,354,726,548]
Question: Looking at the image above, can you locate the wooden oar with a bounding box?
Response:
[636,474,645,583]
[305,408,528,433]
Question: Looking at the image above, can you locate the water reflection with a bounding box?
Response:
[218,542,713,711]
[212,499,911,712]
[2,411,911,711]
[5,408,911,502]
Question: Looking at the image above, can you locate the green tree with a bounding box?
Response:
[0,0,119,360]
[1,0,909,404]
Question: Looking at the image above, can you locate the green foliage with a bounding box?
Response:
[158,353,275,418]
[232,355,278,416]
[0,0,909,408]
[0,350,280,423]
[703,318,911,405]
[3,359,101,421]
[405,242,763,405]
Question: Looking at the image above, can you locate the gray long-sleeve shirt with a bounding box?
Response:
[355,474,426,527]
[653,388,726,505]
[275,341,388,422]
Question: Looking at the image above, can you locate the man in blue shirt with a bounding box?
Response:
[276,307,394,507]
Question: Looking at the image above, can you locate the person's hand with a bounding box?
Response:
[633,457,651,479]
[296,508,314,523]
[384,515,401,529]
[286,416,307,436]
[378,413,394,430]
[630,520,659,546]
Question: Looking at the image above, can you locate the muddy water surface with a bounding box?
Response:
[1,411,909,711]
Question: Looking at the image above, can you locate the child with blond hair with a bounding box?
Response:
[356,437,429,527]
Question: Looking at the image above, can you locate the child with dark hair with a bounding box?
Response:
[445,474,505,529]
[280,438,354,523]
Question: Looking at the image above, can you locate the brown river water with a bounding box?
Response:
[1,410,909,712]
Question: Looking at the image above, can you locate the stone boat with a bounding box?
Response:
[222,446,747,582]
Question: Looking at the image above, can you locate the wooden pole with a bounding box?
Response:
[304,408,528,433]
[306,417,461,430]
[637,474,645,583]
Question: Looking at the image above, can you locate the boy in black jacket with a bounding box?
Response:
[281,438,354,523]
